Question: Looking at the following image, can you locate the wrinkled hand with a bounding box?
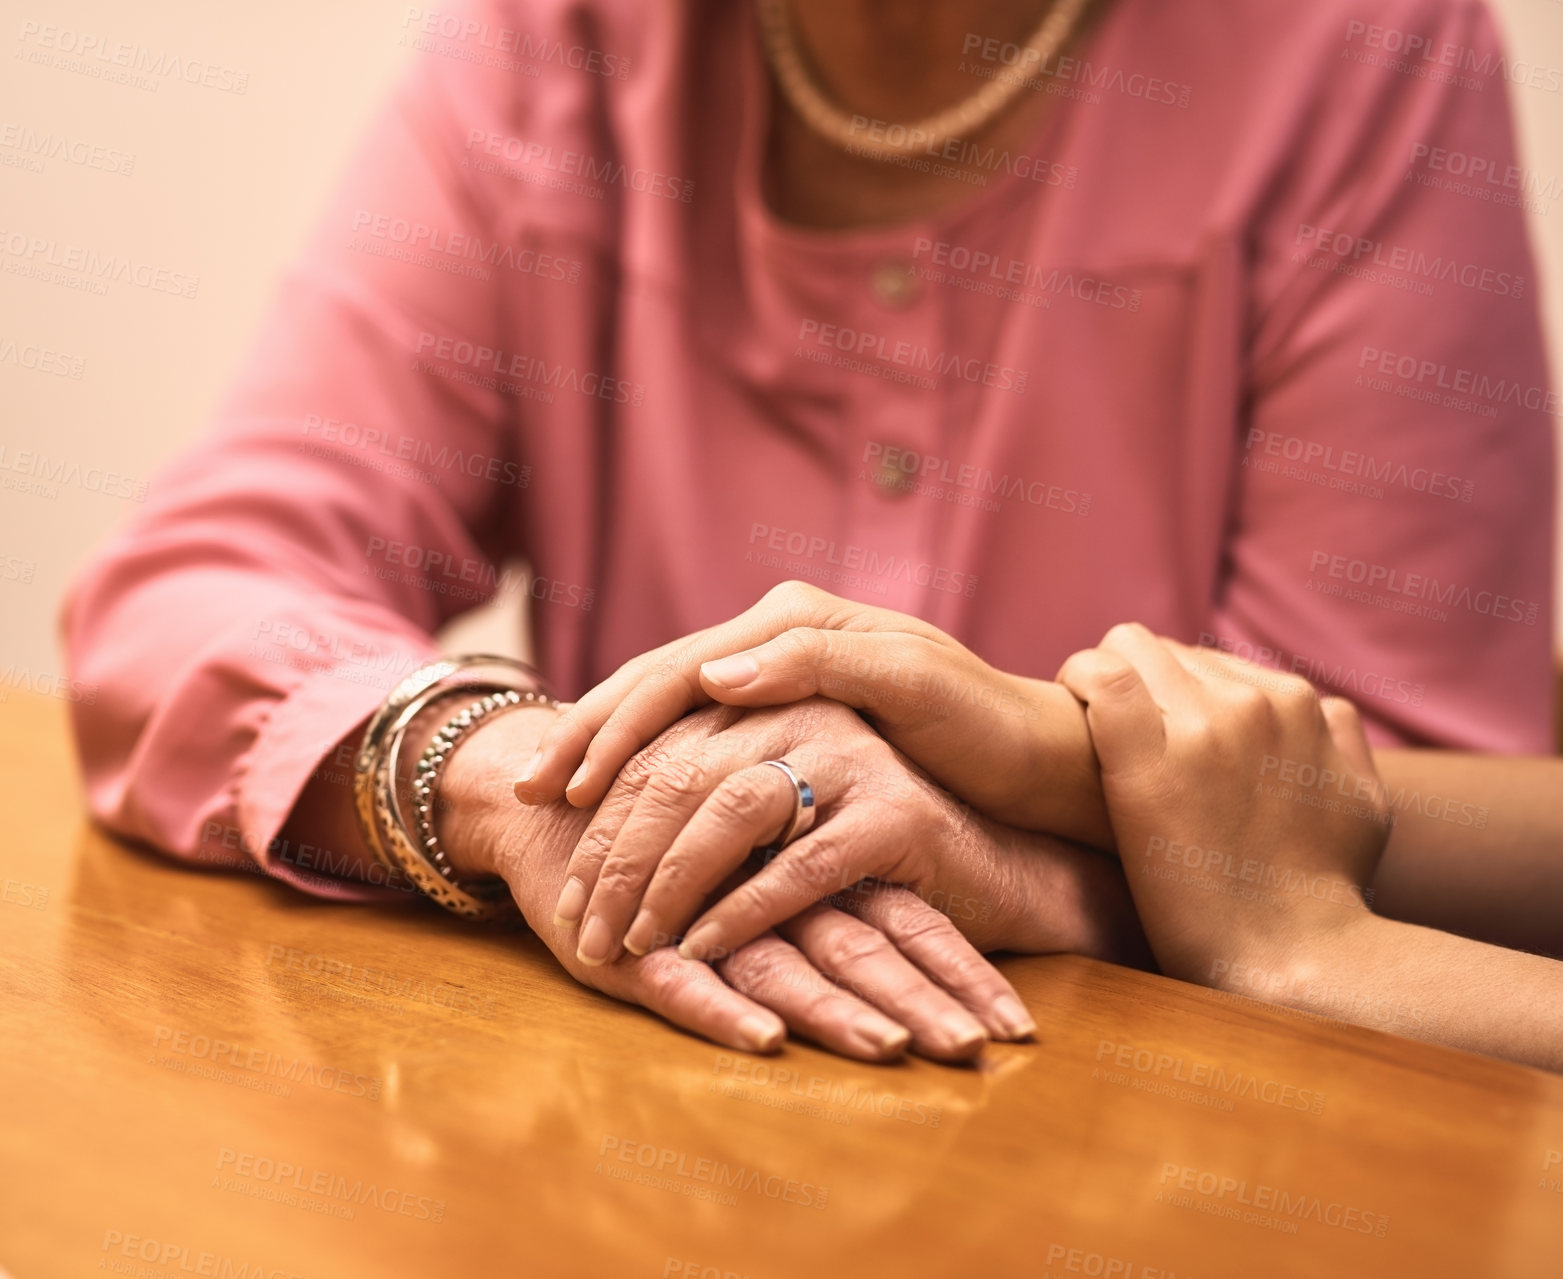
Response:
[516,580,1111,847]
[441,704,1035,1062]
[536,698,1048,1056]
[1057,624,1390,984]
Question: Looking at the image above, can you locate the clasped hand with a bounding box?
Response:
[510,582,1392,1058]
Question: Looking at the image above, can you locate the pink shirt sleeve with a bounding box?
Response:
[59,13,520,897]
[1206,0,1554,749]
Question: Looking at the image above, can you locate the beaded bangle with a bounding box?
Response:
[412,689,557,886]
[353,655,559,920]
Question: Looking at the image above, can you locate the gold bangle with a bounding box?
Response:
[353,655,558,920]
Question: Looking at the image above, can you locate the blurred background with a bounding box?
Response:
[3,0,1561,688]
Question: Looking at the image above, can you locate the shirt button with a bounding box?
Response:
[868,450,916,499]
[870,260,920,309]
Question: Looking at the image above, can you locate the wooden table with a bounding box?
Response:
[1,689,1560,1279]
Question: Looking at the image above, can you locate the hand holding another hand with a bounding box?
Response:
[443,702,1038,1062]
[515,581,1111,847]
[1057,624,1391,987]
[533,698,1052,1057]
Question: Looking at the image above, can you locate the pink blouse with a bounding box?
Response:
[61,0,1556,896]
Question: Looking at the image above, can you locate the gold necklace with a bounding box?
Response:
[755,0,1091,163]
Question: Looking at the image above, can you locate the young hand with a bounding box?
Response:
[1056,624,1392,986]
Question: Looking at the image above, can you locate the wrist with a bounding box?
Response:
[1014,681,1113,848]
[945,809,1149,964]
[424,703,584,882]
[1199,896,1373,1002]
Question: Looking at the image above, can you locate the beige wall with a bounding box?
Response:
[2,0,1561,681]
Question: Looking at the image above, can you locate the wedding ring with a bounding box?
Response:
[759,758,815,850]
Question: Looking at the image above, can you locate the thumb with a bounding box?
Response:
[1056,647,1167,776]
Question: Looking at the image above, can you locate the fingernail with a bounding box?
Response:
[576,915,613,966]
[516,748,542,785]
[566,761,589,794]
[940,1011,987,1053]
[678,922,722,961]
[553,877,588,927]
[994,995,1036,1040]
[856,1017,910,1058]
[737,1013,785,1053]
[623,908,658,956]
[701,654,759,689]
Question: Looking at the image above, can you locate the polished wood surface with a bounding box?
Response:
[1,689,1560,1279]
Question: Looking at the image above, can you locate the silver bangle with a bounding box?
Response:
[353,654,558,920]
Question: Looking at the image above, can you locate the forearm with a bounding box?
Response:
[1259,911,1563,1073]
[1369,751,1563,956]
[1006,708,1563,961]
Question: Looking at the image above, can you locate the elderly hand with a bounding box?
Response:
[516,581,1111,847]
[441,702,1040,1062]
[533,698,1074,1058]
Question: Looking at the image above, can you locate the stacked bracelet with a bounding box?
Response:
[412,689,550,886]
[352,655,560,920]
